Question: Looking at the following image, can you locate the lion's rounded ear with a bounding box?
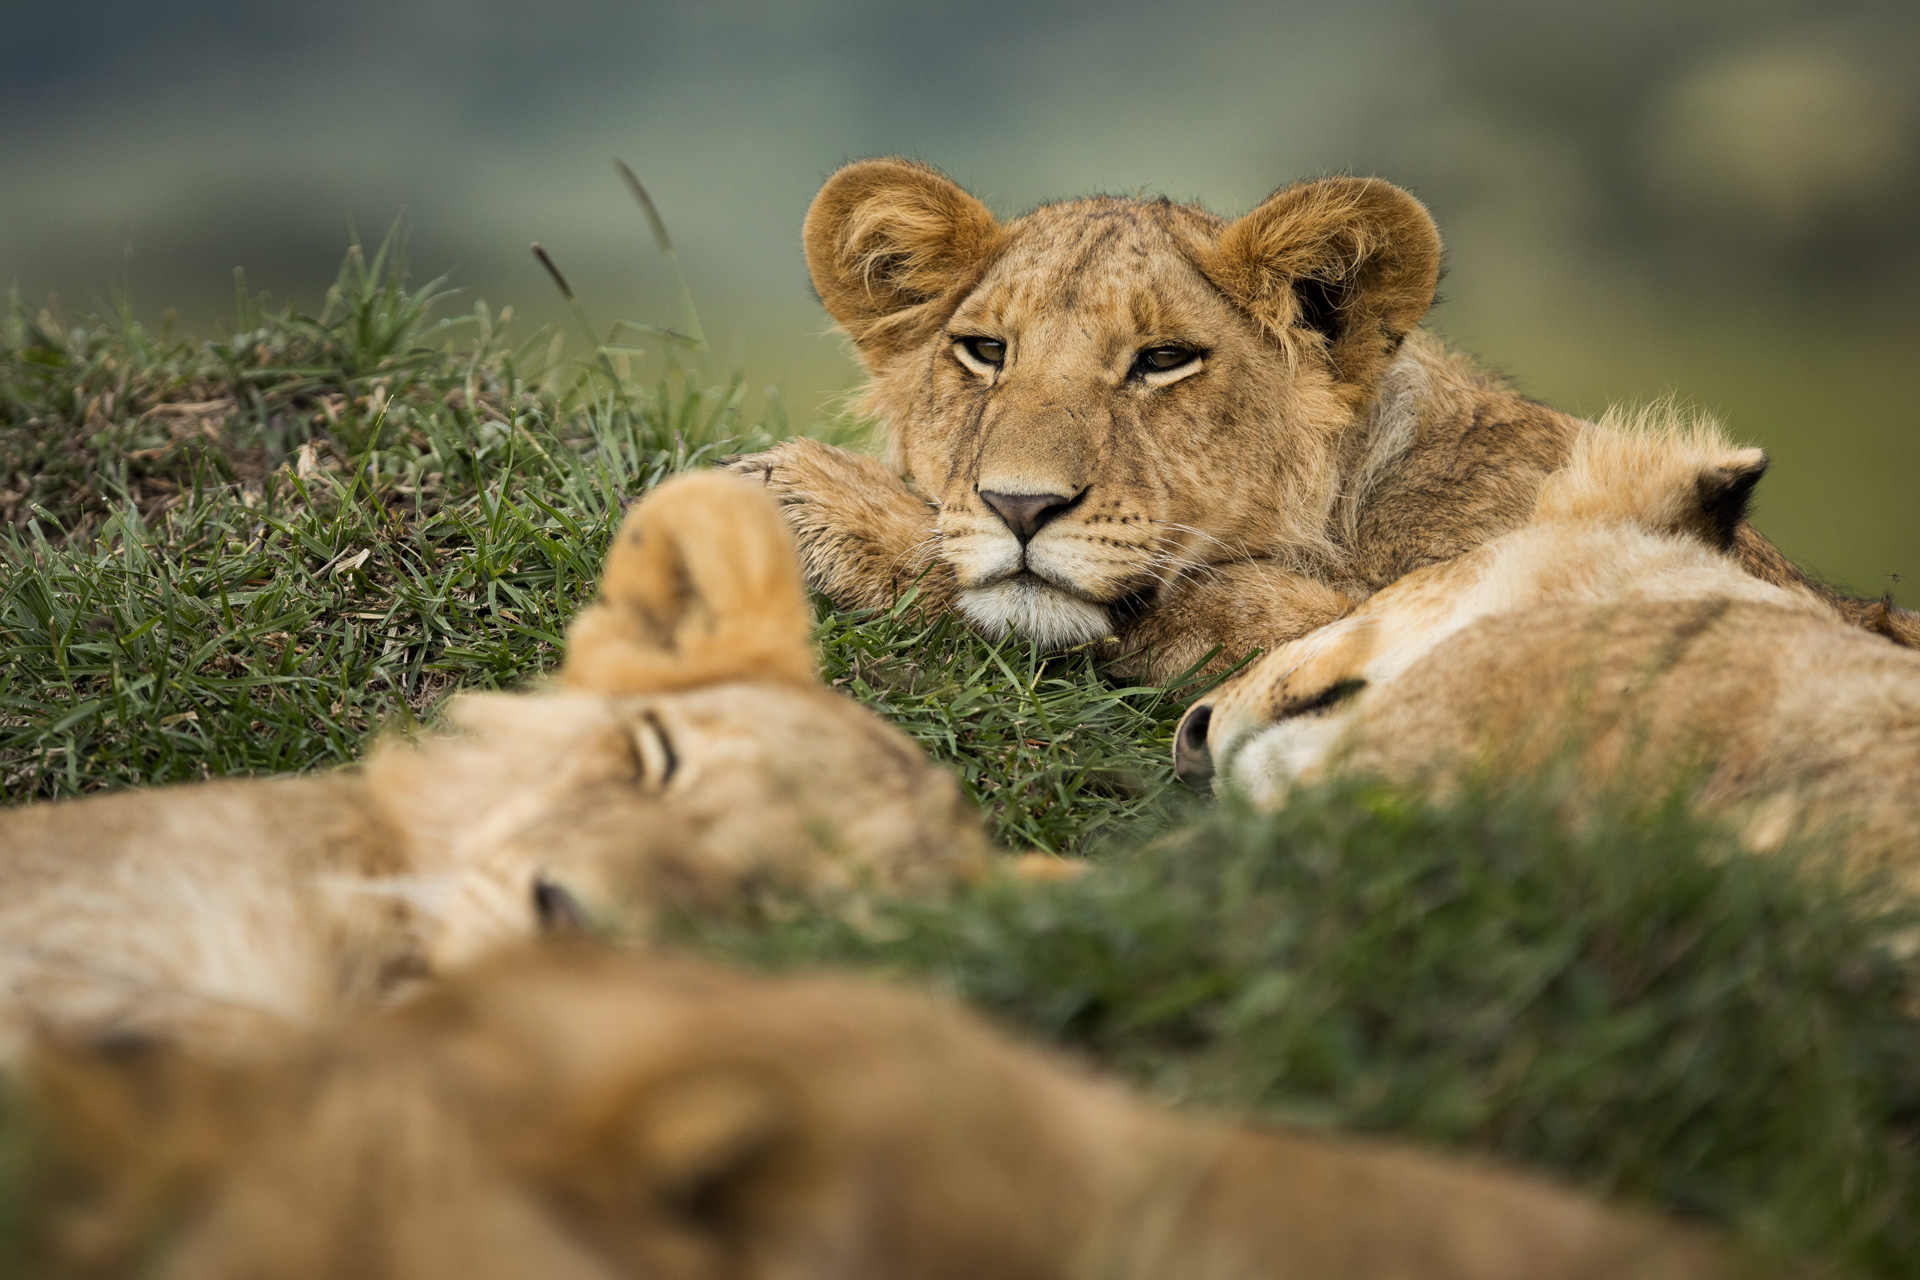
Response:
[621,1064,797,1225]
[562,472,816,695]
[1541,413,1769,552]
[1205,177,1440,395]
[805,158,1008,366]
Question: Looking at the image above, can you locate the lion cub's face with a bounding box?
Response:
[374,474,985,966]
[384,682,979,963]
[1176,415,1780,806]
[919,203,1313,648]
[804,161,1443,649]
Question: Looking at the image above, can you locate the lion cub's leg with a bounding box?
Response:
[724,439,956,614]
[1114,561,1359,683]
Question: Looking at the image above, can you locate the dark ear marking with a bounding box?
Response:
[1204,176,1440,396]
[1291,273,1347,343]
[1695,456,1769,551]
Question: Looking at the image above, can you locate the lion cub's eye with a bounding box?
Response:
[954,336,1005,372]
[1278,678,1367,721]
[1132,345,1201,380]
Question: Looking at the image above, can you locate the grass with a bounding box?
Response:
[2,236,740,801]
[1,234,1188,850]
[680,783,1920,1274]
[6,238,1920,1275]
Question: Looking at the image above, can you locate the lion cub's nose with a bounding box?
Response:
[1174,703,1214,795]
[979,490,1076,544]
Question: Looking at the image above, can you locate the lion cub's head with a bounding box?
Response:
[806,159,1442,648]
[1176,411,1791,805]
[30,944,1722,1280]
[27,945,1167,1280]
[369,473,985,966]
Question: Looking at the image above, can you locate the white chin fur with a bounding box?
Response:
[959,580,1110,650]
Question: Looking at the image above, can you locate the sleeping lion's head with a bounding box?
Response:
[31,945,1724,1280]
[805,159,1442,648]
[369,472,987,968]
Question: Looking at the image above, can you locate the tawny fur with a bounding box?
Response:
[0,475,984,1060]
[728,160,1916,680]
[1188,410,1920,886]
[30,944,1728,1280]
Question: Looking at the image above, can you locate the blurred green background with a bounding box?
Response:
[5,0,1915,604]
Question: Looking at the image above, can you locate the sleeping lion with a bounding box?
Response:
[1177,409,1920,885]
[728,159,1915,679]
[0,473,984,1059]
[29,943,1726,1279]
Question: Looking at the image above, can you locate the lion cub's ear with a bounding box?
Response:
[1539,415,1769,552]
[1204,177,1441,397]
[562,472,816,695]
[538,1062,799,1243]
[622,1065,795,1213]
[805,158,1009,366]
[1689,455,1770,551]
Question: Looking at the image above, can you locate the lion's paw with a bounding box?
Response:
[719,440,950,612]
[724,437,874,511]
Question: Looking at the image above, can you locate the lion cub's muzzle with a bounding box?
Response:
[948,481,1159,649]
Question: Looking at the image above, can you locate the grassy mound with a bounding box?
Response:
[6,243,1920,1275]
[681,785,1920,1273]
[1,240,1185,850]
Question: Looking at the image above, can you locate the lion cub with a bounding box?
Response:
[729,159,1914,680]
[0,474,984,1059]
[1178,410,1920,884]
[30,943,1725,1279]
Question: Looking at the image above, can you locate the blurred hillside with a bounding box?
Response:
[5,0,1915,604]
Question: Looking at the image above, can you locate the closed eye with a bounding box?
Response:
[628,710,680,791]
[1130,344,1204,386]
[1275,678,1366,720]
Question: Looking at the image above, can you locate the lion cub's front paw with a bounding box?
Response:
[721,439,951,612]
[725,437,875,513]
[1109,562,1360,684]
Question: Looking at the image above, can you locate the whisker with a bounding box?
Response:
[1149,520,1239,555]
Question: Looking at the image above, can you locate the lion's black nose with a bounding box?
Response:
[1174,703,1214,795]
[979,490,1076,544]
